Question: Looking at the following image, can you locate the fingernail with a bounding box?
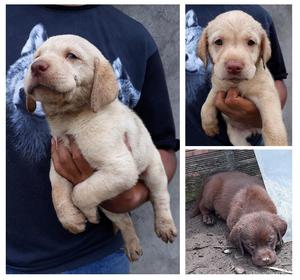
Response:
[54,137,58,149]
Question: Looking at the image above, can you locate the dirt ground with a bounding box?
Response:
[186,202,292,274]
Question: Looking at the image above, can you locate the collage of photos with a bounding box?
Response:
[4,2,294,278]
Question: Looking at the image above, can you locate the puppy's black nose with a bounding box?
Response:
[185,54,188,61]
[31,60,49,77]
[226,60,244,75]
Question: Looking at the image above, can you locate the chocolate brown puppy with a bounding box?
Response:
[192,171,287,267]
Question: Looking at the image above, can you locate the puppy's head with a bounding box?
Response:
[229,211,287,267]
[198,10,271,81]
[24,35,119,114]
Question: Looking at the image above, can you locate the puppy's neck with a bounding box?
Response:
[42,101,90,119]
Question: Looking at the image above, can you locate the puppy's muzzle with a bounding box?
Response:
[225,60,244,75]
[31,60,49,77]
[253,249,277,267]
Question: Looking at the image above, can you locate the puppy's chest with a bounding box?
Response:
[214,80,257,98]
[49,115,122,167]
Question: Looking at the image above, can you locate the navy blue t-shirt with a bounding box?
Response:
[185,5,288,146]
[6,5,178,273]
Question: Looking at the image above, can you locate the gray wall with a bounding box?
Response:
[262,5,292,145]
[114,5,180,274]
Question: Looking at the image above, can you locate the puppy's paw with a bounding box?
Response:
[72,188,100,224]
[155,218,177,243]
[81,207,100,224]
[202,214,215,225]
[125,238,143,262]
[202,121,219,137]
[60,211,87,234]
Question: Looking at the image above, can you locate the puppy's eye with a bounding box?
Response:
[247,40,256,46]
[247,243,256,249]
[66,52,78,60]
[267,237,274,244]
[214,39,223,46]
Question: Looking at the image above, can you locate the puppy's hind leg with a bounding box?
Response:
[249,93,288,146]
[100,207,143,262]
[142,152,177,243]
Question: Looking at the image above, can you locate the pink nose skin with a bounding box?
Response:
[31,60,49,77]
[225,60,244,75]
[262,257,270,264]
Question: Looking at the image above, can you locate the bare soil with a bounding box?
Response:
[186,202,292,274]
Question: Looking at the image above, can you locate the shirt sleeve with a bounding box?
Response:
[134,50,179,151]
[266,20,288,80]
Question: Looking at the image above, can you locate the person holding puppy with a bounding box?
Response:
[185,5,288,146]
[6,5,178,274]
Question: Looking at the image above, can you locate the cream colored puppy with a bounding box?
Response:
[198,10,287,146]
[24,34,177,261]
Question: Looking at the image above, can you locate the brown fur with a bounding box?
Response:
[193,171,287,267]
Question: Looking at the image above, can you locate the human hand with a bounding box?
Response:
[51,136,150,213]
[214,88,262,128]
[51,136,94,185]
[101,181,150,213]
[101,149,176,213]
[51,138,175,214]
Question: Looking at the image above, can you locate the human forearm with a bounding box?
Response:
[101,149,177,213]
[275,80,287,109]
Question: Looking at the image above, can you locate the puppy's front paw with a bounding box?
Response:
[125,237,143,262]
[202,214,215,225]
[60,211,87,234]
[202,121,219,137]
[72,186,100,224]
[155,218,177,243]
[201,105,219,137]
[82,207,100,224]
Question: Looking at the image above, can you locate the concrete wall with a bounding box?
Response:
[262,5,292,145]
[113,5,180,274]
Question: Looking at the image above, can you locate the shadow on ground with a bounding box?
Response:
[186,202,292,274]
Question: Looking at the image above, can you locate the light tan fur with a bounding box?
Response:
[24,35,176,261]
[198,10,288,146]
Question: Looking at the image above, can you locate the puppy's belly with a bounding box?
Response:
[222,114,261,145]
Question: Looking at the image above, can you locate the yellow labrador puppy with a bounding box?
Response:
[198,10,288,146]
[24,35,177,261]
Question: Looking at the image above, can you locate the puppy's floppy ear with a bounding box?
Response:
[229,224,244,255]
[26,95,36,113]
[272,215,287,247]
[260,29,271,69]
[197,27,209,67]
[90,57,119,112]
